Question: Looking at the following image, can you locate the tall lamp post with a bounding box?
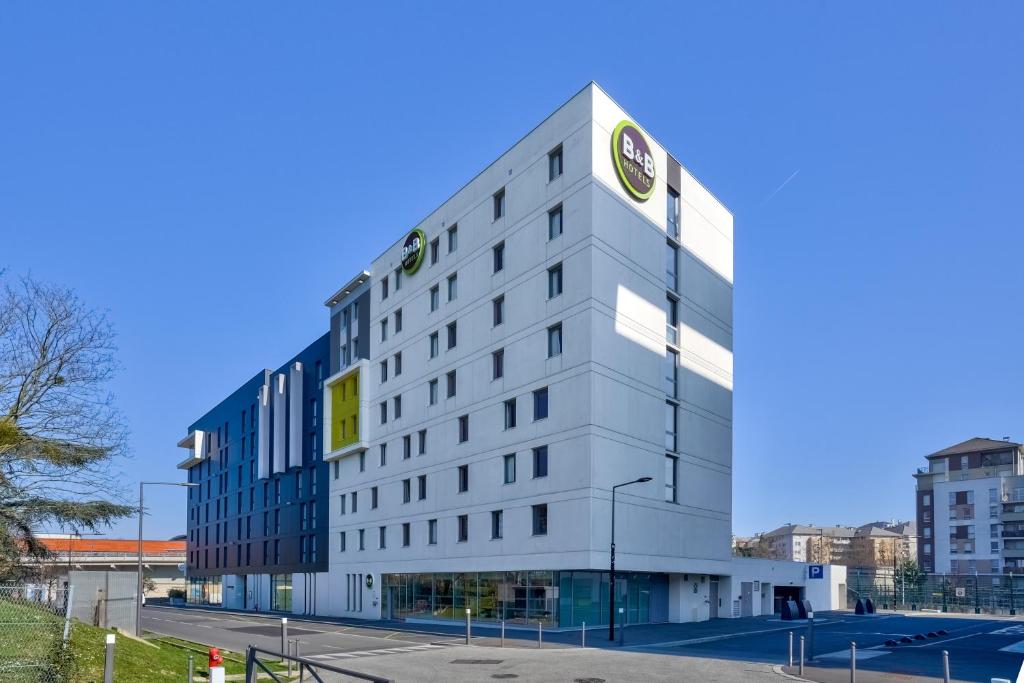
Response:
[137,481,197,636]
[609,476,652,641]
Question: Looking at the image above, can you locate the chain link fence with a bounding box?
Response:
[847,568,1024,615]
[0,584,74,682]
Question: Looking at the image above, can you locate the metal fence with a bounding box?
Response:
[245,645,393,683]
[847,569,1024,615]
[68,570,137,633]
[0,584,74,682]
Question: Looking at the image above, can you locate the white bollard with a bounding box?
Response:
[465,608,471,645]
[581,621,586,648]
[103,634,115,683]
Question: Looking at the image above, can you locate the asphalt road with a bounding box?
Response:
[643,613,1024,682]
[142,604,464,663]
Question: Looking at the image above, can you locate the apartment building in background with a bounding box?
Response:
[756,522,916,570]
[177,83,847,625]
[914,437,1024,574]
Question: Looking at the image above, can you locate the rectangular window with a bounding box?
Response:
[379,443,387,467]
[492,348,504,379]
[548,205,562,240]
[532,504,548,536]
[503,454,516,484]
[339,531,346,552]
[665,296,678,344]
[548,263,563,298]
[448,225,458,253]
[371,486,378,509]
[379,526,386,549]
[493,242,505,273]
[380,360,388,383]
[504,398,517,429]
[447,321,457,349]
[429,378,439,405]
[458,464,469,493]
[402,522,411,547]
[493,295,504,326]
[533,387,548,420]
[381,276,389,300]
[447,273,458,301]
[352,490,358,512]
[429,332,439,358]
[665,349,678,398]
[430,237,440,265]
[394,352,402,376]
[340,493,346,515]
[548,145,563,180]
[533,446,548,478]
[665,454,679,503]
[665,402,677,451]
[359,451,365,471]
[493,189,505,220]
[394,268,402,291]
[447,370,457,398]
[380,401,388,424]
[458,414,469,443]
[667,188,680,239]
[457,514,469,542]
[358,529,365,551]
[394,309,403,334]
[418,429,426,454]
[430,285,439,312]
[393,395,402,419]
[403,434,411,459]
[402,478,411,503]
[380,319,388,342]
[666,242,678,291]
[547,324,562,358]
[418,474,427,500]
[491,510,503,539]
[428,519,437,545]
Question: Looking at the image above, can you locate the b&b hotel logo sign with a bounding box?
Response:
[401,228,426,275]
[611,120,656,201]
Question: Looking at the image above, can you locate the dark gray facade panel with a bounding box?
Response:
[667,155,682,194]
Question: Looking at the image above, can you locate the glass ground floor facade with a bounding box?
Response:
[382,570,667,627]
[187,576,223,605]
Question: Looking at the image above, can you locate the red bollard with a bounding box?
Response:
[208,647,225,683]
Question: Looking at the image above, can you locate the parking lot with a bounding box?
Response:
[640,612,1024,682]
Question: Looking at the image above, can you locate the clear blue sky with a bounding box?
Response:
[3,3,1022,540]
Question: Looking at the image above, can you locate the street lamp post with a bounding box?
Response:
[608,476,652,641]
[137,481,197,636]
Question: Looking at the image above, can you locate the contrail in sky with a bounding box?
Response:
[763,169,800,204]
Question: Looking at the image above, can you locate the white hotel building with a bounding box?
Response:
[320,82,737,627]
[180,82,845,626]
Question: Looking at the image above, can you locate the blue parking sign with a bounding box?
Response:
[808,565,824,580]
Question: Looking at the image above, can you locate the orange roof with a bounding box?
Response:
[40,538,185,553]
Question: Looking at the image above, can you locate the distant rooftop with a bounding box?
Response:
[925,437,1021,459]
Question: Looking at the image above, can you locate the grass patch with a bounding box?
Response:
[0,596,66,680]
[69,621,287,682]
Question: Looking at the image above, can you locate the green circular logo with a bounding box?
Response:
[365,574,374,589]
[401,229,426,275]
[611,120,656,201]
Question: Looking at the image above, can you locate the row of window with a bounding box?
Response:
[339,446,551,516]
[339,503,549,552]
[188,533,320,571]
[379,145,565,306]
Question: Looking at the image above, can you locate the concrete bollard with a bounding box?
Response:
[850,642,856,683]
[799,635,805,676]
[788,631,793,667]
[538,622,543,648]
[466,608,471,645]
[103,633,115,683]
[500,620,505,648]
[942,650,950,683]
[187,653,194,682]
[581,621,586,648]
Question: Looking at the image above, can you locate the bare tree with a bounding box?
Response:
[0,275,133,579]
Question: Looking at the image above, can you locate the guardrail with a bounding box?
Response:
[244,645,393,683]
